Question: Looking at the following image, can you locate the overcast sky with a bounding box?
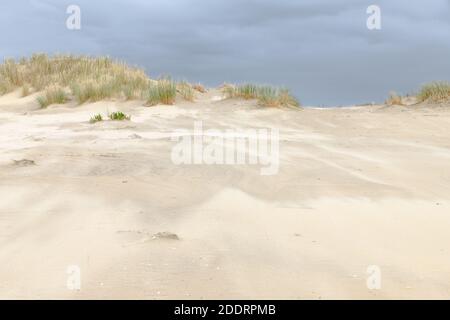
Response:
[1,0,449,105]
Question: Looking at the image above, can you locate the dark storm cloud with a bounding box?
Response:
[1,0,449,105]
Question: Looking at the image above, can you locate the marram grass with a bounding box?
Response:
[0,53,302,109]
[224,83,300,108]
[417,81,450,103]
[146,78,177,106]
[177,81,195,102]
[36,86,68,108]
[386,91,403,106]
[0,53,149,104]
[193,83,206,93]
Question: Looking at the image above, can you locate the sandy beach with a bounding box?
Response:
[0,88,449,299]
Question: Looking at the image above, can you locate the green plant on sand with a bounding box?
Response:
[108,111,130,121]
[89,113,103,123]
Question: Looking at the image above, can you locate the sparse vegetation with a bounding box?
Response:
[222,83,236,99]
[108,111,130,121]
[277,89,301,107]
[417,81,450,103]
[223,83,300,107]
[386,91,403,106]
[177,81,195,102]
[146,78,177,106]
[235,84,259,99]
[256,86,280,107]
[89,113,103,123]
[36,86,68,108]
[193,83,206,93]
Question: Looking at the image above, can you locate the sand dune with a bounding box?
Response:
[0,89,450,299]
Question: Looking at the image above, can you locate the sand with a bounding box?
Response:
[0,89,449,299]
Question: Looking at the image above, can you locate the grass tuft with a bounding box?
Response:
[146,78,177,106]
[386,91,403,106]
[89,113,103,123]
[223,83,300,107]
[417,81,450,103]
[108,111,130,121]
[36,86,68,108]
[71,81,116,104]
[177,81,195,102]
[193,83,206,93]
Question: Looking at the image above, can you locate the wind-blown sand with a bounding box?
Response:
[0,89,450,299]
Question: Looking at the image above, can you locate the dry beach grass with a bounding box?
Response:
[0,54,301,109]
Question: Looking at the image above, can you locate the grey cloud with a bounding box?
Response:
[0,0,449,105]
